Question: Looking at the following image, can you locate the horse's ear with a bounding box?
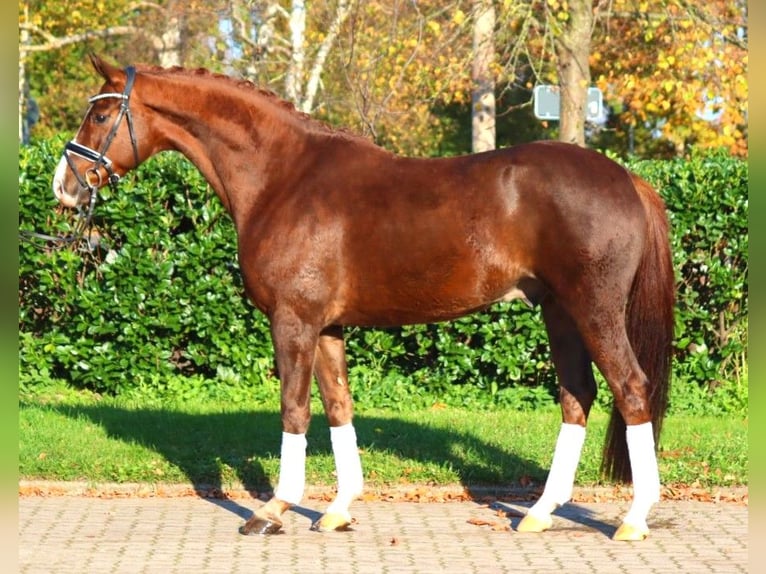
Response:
[88,53,121,83]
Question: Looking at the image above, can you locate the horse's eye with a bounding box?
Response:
[93,113,108,124]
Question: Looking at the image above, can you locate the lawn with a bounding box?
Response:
[19,392,748,495]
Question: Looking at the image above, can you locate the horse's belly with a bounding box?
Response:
[338,275,543,328]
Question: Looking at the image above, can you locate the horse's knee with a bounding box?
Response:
[281,404,311,434]
[322,397,354,427]
[316,366,354,426]
[559,386,594,426]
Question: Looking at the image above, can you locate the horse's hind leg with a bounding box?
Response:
[576,304,660,541]
[585,326,660,540]
[518,297,594,533]
[311,325,364,532]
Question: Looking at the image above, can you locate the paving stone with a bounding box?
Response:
[19,494,748,573]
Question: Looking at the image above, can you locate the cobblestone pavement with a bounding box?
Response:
[18,490,748,573]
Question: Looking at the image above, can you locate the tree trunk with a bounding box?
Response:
[300,0,352,113]
[555,0,592,147]
[159,14,183,68]
[471,0,495,153]
[285,0,306,105]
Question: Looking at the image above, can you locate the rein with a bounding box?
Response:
[18,192,98,249]
[19,65,139,249]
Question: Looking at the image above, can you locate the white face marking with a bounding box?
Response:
[52,156,79,208]
[52,116,90,207]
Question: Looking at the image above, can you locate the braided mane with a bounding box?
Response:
[135,63,365,141]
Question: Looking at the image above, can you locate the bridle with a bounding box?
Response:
[20,65,140,248]
[64,65,140,199]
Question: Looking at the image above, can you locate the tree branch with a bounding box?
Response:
[301,0,355,112]
[19,23,163,53]
[605,3,747,51]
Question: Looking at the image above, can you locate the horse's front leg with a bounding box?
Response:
[311,325,364,532]
[240,308,318,536]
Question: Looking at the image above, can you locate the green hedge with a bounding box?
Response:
[18,139,748,414]
[623,151,748,415]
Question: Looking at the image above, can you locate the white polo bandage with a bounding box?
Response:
[274,432,307,505]
[527,422,586,517]
[326,423,364,514]
[623,422,660,527]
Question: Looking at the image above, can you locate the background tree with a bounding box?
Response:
[471,0,496,152]
[19,0,143,141]
[590,0,747,157]
[552,0,593,146]
[19,0,747,158]
[283,0,354,112]
[18,0,214,140]
[320,1,475,155]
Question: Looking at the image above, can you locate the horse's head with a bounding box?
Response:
[53,54,145,208]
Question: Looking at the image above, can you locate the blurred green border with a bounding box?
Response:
[6,0,21,566]
[748,1,763,557]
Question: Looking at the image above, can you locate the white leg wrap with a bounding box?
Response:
[274,432,307,505]
[623,422,660,527]
[528,423,586,518]
[326,423,364,516]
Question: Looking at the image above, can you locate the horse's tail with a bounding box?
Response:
[601,173,676,483]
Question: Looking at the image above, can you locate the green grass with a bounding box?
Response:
[19,391,748,492]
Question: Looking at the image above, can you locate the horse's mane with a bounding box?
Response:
[135,63,370,144]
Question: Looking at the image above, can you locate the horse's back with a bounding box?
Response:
[238,139,647,326]
[340,142,643,322]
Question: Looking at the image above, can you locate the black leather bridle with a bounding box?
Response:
[21,66,140,247]
[64,65,140,208]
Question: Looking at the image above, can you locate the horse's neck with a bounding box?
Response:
[144,75,309,223]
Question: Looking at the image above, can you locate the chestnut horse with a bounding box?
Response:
[52,55,674,541]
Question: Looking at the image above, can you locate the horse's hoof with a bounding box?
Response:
[516,512,553,533]
[239,515,284,536]
[310,512,353,532]
[612,522,649,541]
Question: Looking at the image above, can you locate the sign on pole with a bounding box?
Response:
[533,85,603,122]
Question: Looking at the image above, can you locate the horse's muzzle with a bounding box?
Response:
[52,155,90,208]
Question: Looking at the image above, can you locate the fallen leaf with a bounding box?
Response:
[467,517,509,531]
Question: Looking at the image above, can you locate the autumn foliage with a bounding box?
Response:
[19,0,747,157]
[592,0,747,157]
